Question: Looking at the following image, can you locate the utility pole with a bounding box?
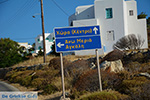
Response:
[40,0,46,63]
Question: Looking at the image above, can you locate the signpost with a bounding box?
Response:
[54,25,102,99]
[55,25,101,52]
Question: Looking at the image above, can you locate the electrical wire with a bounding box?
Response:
[51,0,69,16]
[7,0,37,26]
[0,0,9,4]
[51,0,86,26]
[11,37,35,40]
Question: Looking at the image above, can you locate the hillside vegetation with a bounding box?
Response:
[2,49,150,100]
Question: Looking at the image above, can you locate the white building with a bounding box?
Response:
[69,0,148,55]
[18,42,32,53]
[35,33,54,54]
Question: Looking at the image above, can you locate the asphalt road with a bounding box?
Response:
[0,81,19,91]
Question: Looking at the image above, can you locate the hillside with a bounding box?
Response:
[0,49,150,100]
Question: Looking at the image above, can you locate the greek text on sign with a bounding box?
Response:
[54,25,101,52]
[55,26,100,38]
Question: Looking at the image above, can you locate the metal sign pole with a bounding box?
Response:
[96,49,102,91]
[60,52,66,99]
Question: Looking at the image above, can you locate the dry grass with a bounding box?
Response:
[11,55,96,68]
[11,55,56,68]
[64,55,96,62]
[7,55,97,99]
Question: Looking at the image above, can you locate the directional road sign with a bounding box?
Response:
[54,25,101,52]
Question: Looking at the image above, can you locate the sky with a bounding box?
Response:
[0,0,150,45]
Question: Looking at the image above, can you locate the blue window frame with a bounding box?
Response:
[37,38,41,43]
[46,37,49,40]
[38,46,42,50]
[106,8,113,19]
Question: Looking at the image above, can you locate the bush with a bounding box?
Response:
[79,91,118,100]
[65,59,91,81]
[124,62,141,73]
[70,90,129,100]
[129,81,150,99]
[49,57,71,70]
[0,38,24,68]
[5,71,23,83]
[43,84,58,94]
[20,76,32,86]
[117,76,148,95]
[139,62,150,73]
[5,70,34,87]
[117,71,131,80]
[51,77,73,91]
[113,34,145,50]
[73,69,122,92]
[31,78,45,89]
[73,70,99,92]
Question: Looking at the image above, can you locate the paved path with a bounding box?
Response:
[0,81,19,91]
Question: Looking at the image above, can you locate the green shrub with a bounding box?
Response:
[14,76,22,83]
[8,71,23,83]
[4,70,15,80]
[43,84,58,94]
[109,90,130,100]
[139,62,150,73]
[70,90,129,100]
[79,91,117,100]
[128,81,150,99]
[118,76,148,94]
[70,89,81,99]
[31,78,45,89]
[124,61,141,72]
[20,76,32,86]
[117,71,131,80]
[131,53,144,62]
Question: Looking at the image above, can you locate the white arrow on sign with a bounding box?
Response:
[57,42,64,48]
[93,27,98,34]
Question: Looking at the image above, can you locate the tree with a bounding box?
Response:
[50,42,60,56]
[0,38,24,68]
[113,34,145,50]
[138,12,147,19]
[147,17,150,25]
[28,43,35,53]
[38,48,44,56]
[147,17,150,30]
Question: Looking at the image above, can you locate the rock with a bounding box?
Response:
[60,97,70,100]
[60,92,70,100]
[90,62,96,69]
[87,57,96,64]
[100,60,124,73]
[101,49,125,63]
[100,61,111,69]
[139,72,150,79]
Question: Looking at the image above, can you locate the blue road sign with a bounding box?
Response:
[55,26,100,38]
[54,25,101,52]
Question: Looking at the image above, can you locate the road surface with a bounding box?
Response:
[0,81,19,91]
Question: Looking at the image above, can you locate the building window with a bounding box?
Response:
[70,22,73,26]
[107,30,115,41]
[49,39,53,42]
[38,46,42,50]
[46,37,49,40]
[106,8,113,19]
[50,46,52,49]
[37,39,41,43]
[129,10,134,16]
